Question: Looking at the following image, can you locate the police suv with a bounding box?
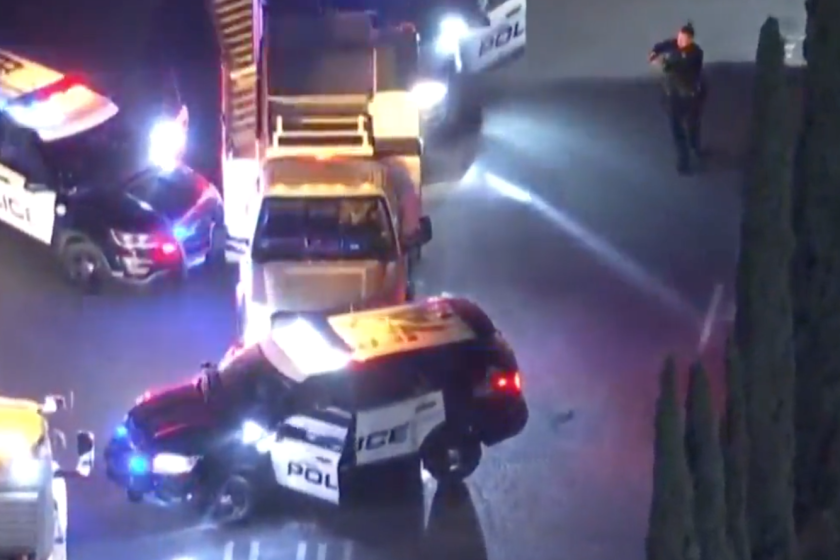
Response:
[414,0,527,135]
[104,296,528,523]
[0,49,224,290]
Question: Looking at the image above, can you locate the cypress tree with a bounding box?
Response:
[734,16,798,560]
[685,362,732,560]
[720,339,751,560]
[791,0,840,528]
[646,357,698,560]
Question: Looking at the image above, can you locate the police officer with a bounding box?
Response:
[648,23,706,174]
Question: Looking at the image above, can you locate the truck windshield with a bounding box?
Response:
[252,196,397,263]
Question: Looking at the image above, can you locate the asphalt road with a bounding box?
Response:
[0,0,807,558]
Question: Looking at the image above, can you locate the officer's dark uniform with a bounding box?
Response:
[650,30,706,174]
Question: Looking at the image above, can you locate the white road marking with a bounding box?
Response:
[342,542,354,560]
[249,540,260,560]
[698,283,724,353]
[317,543,328,560]
[223,541,235,560]
[296,542,308,560]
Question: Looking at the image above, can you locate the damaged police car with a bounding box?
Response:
[104,295,527,523]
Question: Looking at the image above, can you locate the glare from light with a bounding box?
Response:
[242,303,273,345]
[411,81,448,111]
[480,169,698,320]
[241,421,268,445]
[148,118,186,171]
[151,453,198,475]
[436,16,469,55]
[273,319,350,374]
[5,103,64,129]
[0,431,29,457]
[9,457,42,486]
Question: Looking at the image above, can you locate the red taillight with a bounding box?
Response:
[475,368,522,398]
[490,371,522,393]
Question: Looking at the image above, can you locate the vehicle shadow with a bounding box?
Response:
[244,473,489,560]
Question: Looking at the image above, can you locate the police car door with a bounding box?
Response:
[0,118,57,245]
[269,413,348,504]
[355,392,446,465]
[460,0,527,74]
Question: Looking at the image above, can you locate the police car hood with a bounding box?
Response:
[248,260,400,312]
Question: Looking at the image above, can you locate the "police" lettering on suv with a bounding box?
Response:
[287,461,338,489]
[478,20,525,58]
[356,422,409,452]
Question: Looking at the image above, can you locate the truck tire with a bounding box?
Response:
[59,239,109,293]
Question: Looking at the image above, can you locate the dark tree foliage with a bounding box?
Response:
[792,0,840,529]
[720,339,751,560]
[646,357,699,560]
[734,16,798,560]
[685,362,732,560]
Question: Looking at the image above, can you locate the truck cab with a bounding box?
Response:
[237,156,432,344]
[0,394,94,560]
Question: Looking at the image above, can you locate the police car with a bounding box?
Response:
[104,295,527,523]
[0,49,224,290]
[413,0,527,135]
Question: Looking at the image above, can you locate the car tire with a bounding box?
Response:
[59,240,109,293]
[207,473,254,525]
[205,222,227,269]
[422,433,482,485]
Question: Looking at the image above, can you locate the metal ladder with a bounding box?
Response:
[209,0,260,158]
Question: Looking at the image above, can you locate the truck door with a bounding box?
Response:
[269,414,348,504]
[460,0,527,74]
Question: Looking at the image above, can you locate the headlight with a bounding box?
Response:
[242,303,273,345]
[241,421,275,453]
[148,118,186,171]
[241,420,267,445]
[435,16,469,55]
[411,81,448,111]
[8,457,44,486]
[151,453,198,475]
[0,432,44,486]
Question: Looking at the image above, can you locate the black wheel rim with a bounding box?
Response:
[68,251,97,284]
[213,478,250,522]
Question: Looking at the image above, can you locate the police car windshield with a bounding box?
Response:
[39,112,137,185]
[252,196,397,262]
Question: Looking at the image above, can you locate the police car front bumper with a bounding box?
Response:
[106,227,217,286]
[104,437,199,507]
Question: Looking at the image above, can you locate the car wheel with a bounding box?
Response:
[422,437,482,485]
[207,474,254,525]
[205,223,227,269]
[60,240,108,293]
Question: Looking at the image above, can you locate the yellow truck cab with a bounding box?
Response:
[236,156,432,344]
[0,395,94,560]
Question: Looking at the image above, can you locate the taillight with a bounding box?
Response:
[475,368,522,397]
[492,371,522,393]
